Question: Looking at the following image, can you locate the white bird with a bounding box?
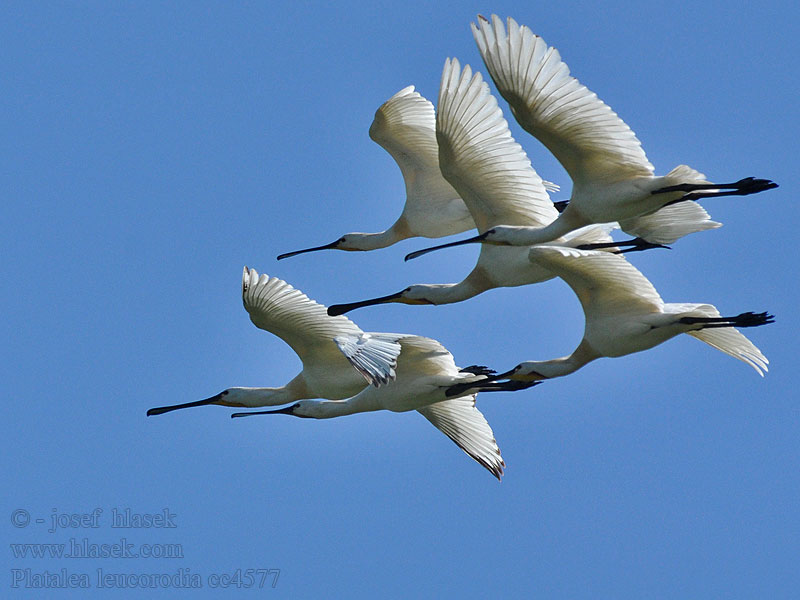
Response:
[232,334,534,480]
[276,86,475,259]
[408,15,776,256]
[327,58,677,316]
[448,246,772,394]
[147,267,529,478]
[147,267,401,415]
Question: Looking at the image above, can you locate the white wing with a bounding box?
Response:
[472,15,654,186]
[392,336,462,378]
[620,202,722,245]
[369,86,464,216]
[678,305,770,376]
[528,246,664,315]
[242,267,364,366]
[418,395,505,480]
[334,333,407,387]
[436,57,558,233]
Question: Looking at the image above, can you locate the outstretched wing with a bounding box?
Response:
[472,15,654,185]
[334,333,407,387]
[418,395,505,480]
[528,246,664,316]
[242,267,364,366]
[369,86,463,213]
[436,57,558,233]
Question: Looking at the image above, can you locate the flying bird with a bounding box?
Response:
[406,15,776,258]
[147,267,401,415]
[448,246,772,396]
[276,86,475,260]
[232,334,537,480]
[328,58,696,316]
[147,268,531,478]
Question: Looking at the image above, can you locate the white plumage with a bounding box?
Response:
[326,58,616,316]
[464,247,771,385]
[233,333,523,480]
[276,86,474,259]
[146,267,401,415]
[150,268,524,479]
[405,15,773,255]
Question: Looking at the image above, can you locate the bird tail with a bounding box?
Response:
[619,201,722,245]
[684,305,769,376]
[665,164,709,184]
[560,222,616,247]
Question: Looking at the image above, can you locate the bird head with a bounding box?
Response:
[326,286,433,316]
[277,233,378,260]
[146,389,249,417]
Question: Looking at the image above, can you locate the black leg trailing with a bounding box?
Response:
[578,237,671,254]
[679,311,775,329]
[459,365,497,377]
[446,379,540,397]
[655,177,778,206]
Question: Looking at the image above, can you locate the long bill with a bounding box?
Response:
[326,290,406,316]
[404,231,489,261]
[146,393,224,416]
[277,240,340,260]
[231,405,297,418]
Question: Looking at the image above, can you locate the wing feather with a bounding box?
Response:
[680,305,769,376]
[528,246,664,315]
[334,333,407,387]
[619,201,722,245]
[241,267,363,365]
[369,86,462,212]
[436,57,558,233]
[418,395,505,480]
[472,15,654,185]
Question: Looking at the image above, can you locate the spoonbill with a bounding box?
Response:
[147,267,402,415]
[447,246,772,396]
[276,86,475,260]
[232,335,538,480]
[327,59,707,316]
[277,85,562,261]
[405,16,776,258]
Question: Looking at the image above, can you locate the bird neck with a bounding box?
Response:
[524,340,599,379]
[408,279,485,305]
[301,395,382,419]
[224,386,298,408]
[351,224,409,251]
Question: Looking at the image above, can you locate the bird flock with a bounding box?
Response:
[148,15,777,480]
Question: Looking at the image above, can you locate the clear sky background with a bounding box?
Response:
[4,1,798,598]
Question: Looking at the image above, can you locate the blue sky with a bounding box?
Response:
[4,1,798,598]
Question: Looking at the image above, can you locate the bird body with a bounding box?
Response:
[326,58,618,316]
[233,334,525,480]
[494,246,771,381]
[277,86,474,259]
[147,267,406,415]
[433,15,776,250]
[275,336,492,415]
[148,268,527,479]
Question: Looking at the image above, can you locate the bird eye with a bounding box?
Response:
[339,237,347,243]
[221,390,229,396]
